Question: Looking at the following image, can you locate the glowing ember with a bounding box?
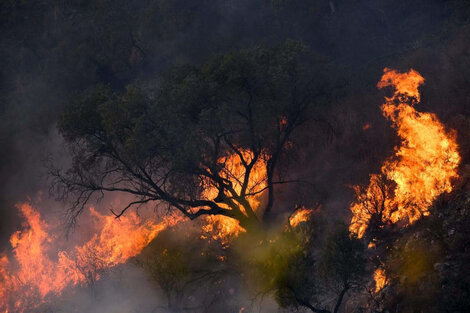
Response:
[367,242,376,249]
[0,203,180,313]
[202,149,267,243]
[373,268,388,292]
[279,116,288,131]
[289,207,313,228]
[350,68,460,238]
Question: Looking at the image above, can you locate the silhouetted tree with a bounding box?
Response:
[51,42,331,231]
[245,221,365,313]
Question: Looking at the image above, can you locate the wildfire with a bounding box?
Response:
[0,203,181,313]
[289,207,313,228]
[373,268,388,292]
[202,149,267,243]
[350,68,460,238]
[0,149,266,310]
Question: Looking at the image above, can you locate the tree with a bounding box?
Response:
[291,224,365,313]
[317,225,366,313]
[246,222,366,313]
[136,230,231,313]
[349,173,398,243]
[51,41,331,231]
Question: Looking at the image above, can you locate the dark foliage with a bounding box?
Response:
[52,42,332,230]
[2,1,470,312]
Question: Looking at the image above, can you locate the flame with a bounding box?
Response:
[373,268,388,292]
[377,68,424,101]
[0,203,181,313]
[279,116,288,131]
[202,149,267,243]
[350,68,460,238]
[77,207,180,267]
[0,149,266,309]
[201,216,246,243]
[289,207,313,228]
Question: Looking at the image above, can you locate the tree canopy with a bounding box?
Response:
[53,41,331,230]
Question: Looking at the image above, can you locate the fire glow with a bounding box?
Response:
[0,203,181,313]
[373,268,388,293]
[202,149,267,243]
[289,207,313,228]
[0,68,461,311]
[0,149,266,312]
[349,68,460,239]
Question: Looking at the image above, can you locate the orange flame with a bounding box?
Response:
[0,203,181,313]
[77,207,180,268]
[350,68,460,238]
[377,68,424,101]
[202,149,267,244]
[289,207,313,228]
[0,150,266,310]
[373,268,388,292]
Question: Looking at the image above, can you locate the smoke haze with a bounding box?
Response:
[1,1,470,312]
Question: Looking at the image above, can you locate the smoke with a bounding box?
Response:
[1,0,470,311]
[39,261,280,313]
[40,263,165,313]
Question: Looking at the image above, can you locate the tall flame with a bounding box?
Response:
[373,268,388,292]
[0,203,181,313]
[202,149,267,244]
[350,68,460,239]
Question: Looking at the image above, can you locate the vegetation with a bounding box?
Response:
[51,41,332,231]
[2,0,470,312]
